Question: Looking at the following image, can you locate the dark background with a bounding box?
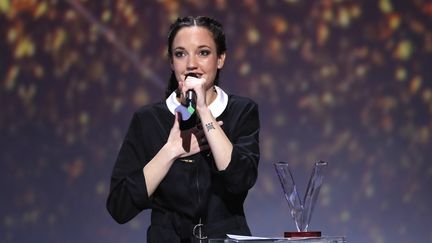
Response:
[1,0,431,242]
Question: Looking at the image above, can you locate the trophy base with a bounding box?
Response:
[284,231,321,238]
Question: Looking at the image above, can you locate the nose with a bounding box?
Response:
[186,55,198,70]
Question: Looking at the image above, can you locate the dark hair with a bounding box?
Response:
[165,16,227,98]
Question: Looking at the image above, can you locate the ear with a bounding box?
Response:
[217,53,226,69]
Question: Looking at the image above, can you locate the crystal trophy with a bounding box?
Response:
[274,161,328,238]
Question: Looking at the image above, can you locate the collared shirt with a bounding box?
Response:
[165,85,229,118]
[107,87,260,240]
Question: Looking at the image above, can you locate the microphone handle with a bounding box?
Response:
[185,73,197,109]
[186,90,195,108]
[180,90,197,130]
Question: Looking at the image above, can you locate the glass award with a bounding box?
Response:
[274,161,328,238]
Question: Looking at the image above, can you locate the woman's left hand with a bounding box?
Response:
[182,75,207,109]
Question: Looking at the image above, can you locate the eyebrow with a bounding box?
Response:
[197,45,211,49]
[173,45,212,50]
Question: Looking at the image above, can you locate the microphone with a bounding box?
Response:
[186,90,195,110]
[185,73,198,113]
[174,73,199,130]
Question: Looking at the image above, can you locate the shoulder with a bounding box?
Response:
[222,94,259,120]
[223,94,260,132]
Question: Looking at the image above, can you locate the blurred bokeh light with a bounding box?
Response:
[1,0,431,242]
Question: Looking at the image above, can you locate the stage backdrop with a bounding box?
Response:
[1,1,431,242]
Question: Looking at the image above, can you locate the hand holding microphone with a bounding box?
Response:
[185,73,198,112]
[175,73,200,129]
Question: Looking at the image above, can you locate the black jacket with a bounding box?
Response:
[107,94,260,242]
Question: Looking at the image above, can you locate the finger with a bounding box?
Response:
[183,76,195,90]
[185,75,201,82]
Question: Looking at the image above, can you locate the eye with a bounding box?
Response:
[174,51,186,58]
[199,50,211,57]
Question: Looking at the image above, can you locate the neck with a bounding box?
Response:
[205,86,218,106]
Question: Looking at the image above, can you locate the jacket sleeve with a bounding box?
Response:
[218,100,260,194]
[106,112,152,224]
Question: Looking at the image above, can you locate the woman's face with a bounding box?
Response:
[170,26,225,92]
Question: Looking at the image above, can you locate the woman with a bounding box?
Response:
[107,16,260,242]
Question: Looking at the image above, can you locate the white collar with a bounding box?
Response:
[166,86,229,118]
